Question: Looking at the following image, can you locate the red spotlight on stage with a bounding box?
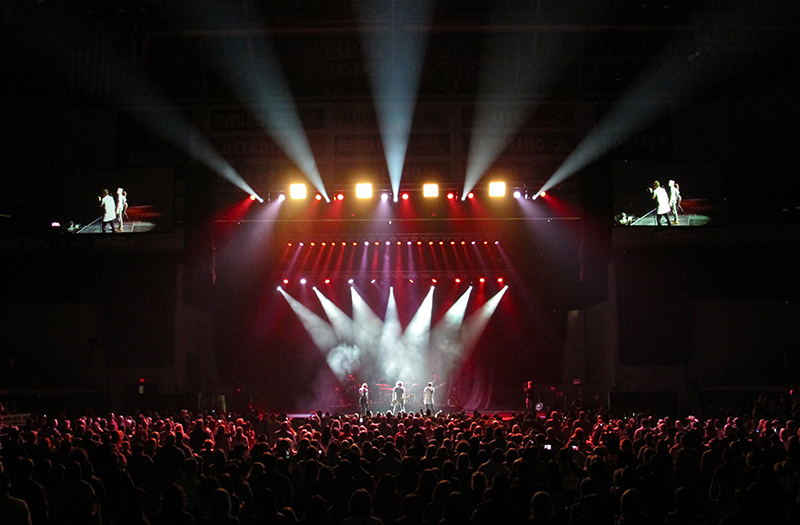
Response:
[401,193,410,200]
[432,278,437,284]
[337,194,344,201]
[467,192,475,199]
[315,194,322,201]
[300,278,307,284]
[417,241,422,245]
[325,279,331,284]
[483,241,489,245]
[322,242,326,246]
[455,278,461,283]
[341,242,346,246]
[479,277,485,283]
[428,241,434,245]
[249,194,257,201]
[299,242,304,246]
[374,241,379,246]
[540,191,547,198]
[283,279,289,284]
[497,277,504,283]
[352,242,357,246]
[397,241,402,245]
[409,279,414,283]
[447,192,455,200]
[450,241,455,245]
[461,241,466,245]
[287,243,292,247]
[407,241,412,245]
[439,241,444,245]
[310,242,316,247]
[385,241,390,246]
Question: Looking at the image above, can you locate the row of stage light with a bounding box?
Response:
[280,277,505,286]
[286,240,501,247]
[250,182,547,202]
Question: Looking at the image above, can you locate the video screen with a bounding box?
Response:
[613,160,727,226]
[62,168,174,233]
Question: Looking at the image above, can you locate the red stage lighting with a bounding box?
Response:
[283,279,289,284]
[315,194,322,201]
[341,242,346,246]
[397,241,402,245]
[432,278,437,284]
[479,277,486,283]
[325,279,331,284]
[539,191,547,198]
[409,279,414,283]
[461,241,466,245]
[407,241,412,245]
[337,194,344,200]
[439,241,444,245]
[467,192,475,199]
[497,277,504,283]
[287,243,292,247]
[483,241,489,245]
[374,241,379,246]
[385,241,390,245]
[417,241,422,245]
[455,278,461,283]
[322,242,326,246]
[447,192,455,200]
[299,242,304,246]
[401,193,410,200]
[310,242,316,246]
[450,241,455,245]
[249,194,257,201]
[428,241,434,245]
[353,242,357,246]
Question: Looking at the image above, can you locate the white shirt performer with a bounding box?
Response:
[116,188,127,232]
[99,189,116,233]
[423,382,435,414]
[649,181,671,227]
[668,180,681,224]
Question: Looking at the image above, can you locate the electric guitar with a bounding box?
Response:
[391,393,415,406]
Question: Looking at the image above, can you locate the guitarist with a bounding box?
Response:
[392,381,406,414]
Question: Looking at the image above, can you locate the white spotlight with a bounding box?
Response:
[278,194,286,202]
[381,193,390,202]
[513,190,522,199]
[300,278,307,284]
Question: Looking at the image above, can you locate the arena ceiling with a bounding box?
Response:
[2,0,798,104]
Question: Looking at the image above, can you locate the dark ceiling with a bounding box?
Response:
[2,0,798,105]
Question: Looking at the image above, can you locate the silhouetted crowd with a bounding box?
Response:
[3,401,800,525]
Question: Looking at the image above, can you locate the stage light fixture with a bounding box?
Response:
[407,241,412,245]
[374,241,379,246]
[290,184,307,200]
[355,183,373,199]
[540,191,547,198]
[455,278,461,283]
[283,279,289,284]
[498,277,504,283]
[249,194,257,201]
[467,192,475,199]
[315,194,322,201]
[495,241,500,244]
[364,241,369,245]
[300,278,307,284]
[310,242,316,246]
[450,241,455,245]
[513,190,522,199]
[371,279,376,283]
[471,241,476,245]
[479,277,485,283]
[431,278,437,284]
[439,241,444,245]
[386,241,390,245]
[287,243,292,247]
[402,193,410,200]
[409,279,414,283]
[447,192,455,200]
[417,241,422,245]
[322,242,326,246]
[488,181,506,197]
[336,194,344,201]
[325,279,331,284]
[428,241,434,245]
[397,241,402,245]
[348,279,354,284]
[352,242,357,246]
[381,193,390,202]
[423,183,439,198]
[461,241,466,245]
[278,194,286,202]
[483,241,489,245]
[341,242,346,246]
[299,242,304,246]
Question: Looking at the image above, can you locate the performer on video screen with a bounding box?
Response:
[648,181,671,227]
[668,180,681,225]
[116,187,127,232]
[423,382,435,414]
[99,189,116,233]
[392,381,406,414]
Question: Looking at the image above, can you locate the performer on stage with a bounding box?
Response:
[648,181,671,227]
[99,189,116,233]
[392,381,406,415]
[668,180,681,225]
[116,188,127,231]
[358,383,369,415]
[524,381,536,413]
[423,382,435,414]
